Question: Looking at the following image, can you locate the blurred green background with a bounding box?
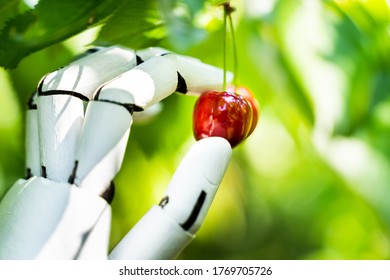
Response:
[1,0,390,259]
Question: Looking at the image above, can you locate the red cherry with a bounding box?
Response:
[193,90,253,148]
[227,85,259,136]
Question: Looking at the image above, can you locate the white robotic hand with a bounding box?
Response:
[0,46,232,259]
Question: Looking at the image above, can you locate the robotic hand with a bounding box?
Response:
[0,46,232,260]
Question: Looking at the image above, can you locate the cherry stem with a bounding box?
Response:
[228,11,238,88]
[223,3,228,91]
[222,2,238,91]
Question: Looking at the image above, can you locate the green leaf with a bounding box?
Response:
[0,0,27,31]
[0,0,120,68]
[0,0,217,68]
[97,0,208,51]
[96,0,165,49]
[158,0,206,51]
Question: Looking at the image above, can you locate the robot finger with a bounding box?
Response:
[136,46,232,95]
[68,100,133,198]
[96,50,232,111]
[37,46,138,182]
[108,137,232,260]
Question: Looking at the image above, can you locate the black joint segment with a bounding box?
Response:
[176,72,188,94]
[72,228,93,259]
[37,72,89,101]
[100,181,115,204]
[37,74,48,96]
[126,104,136,114]
[38,90,89,102]
[160,52,172,56]
[180,190,207,231]
[94,86,103,100]
[25,168,33,179]
[94,99,144,115]
[94,85,144,114]
[86,47,100,54]
[159,196,169,208]
[41,166,47,178]
[70,48,101,62]
[134,105,144,112]
[136,55,144,65]
[125,103,144,114]
[68,160,79,185]
[27,91,38,110]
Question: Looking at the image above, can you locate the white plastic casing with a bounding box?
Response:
[161,137,232,234]
[37,95,84,182]
[98,56,178,110]
[75,102,133,196]
[41,46,137,99]
[109,206,194,260]
[0,177,110,260]
[164,54,233,94]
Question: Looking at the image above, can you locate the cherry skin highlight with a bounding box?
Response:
[193,90,253,148]
[227,85,259,136]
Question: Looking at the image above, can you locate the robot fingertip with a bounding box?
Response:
[192,137,232,185]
